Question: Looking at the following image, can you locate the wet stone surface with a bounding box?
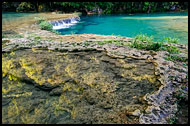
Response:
[2,49,160,124]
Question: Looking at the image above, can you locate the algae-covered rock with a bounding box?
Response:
[2,36,187,124]
[2,47,160,124]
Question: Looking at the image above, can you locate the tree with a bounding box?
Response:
[2,2,188,13]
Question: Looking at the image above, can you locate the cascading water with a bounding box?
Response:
[49,17,80,30]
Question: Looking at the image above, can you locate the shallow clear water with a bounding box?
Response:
[2,12,37,24]
[56,12,188,44]
[2,12,40,30]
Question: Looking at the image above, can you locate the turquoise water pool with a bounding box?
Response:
[57,12,188,44]
[2,12,188,44]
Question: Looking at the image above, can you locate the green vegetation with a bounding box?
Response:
[34,36,41,40]
[130,34,162,51]
[2,2,188,14]
[164,37,179,44]
[94,34,182,54]
[161,45,181,54]
[34,17,46,24]
[2,34,6,38]
[135,34,154,42]
[51,30,60,35]
[12,34,24,38]
[168,116,178,124]
[82,41,90,46]
[164,55,187,62]
[130,39,163,51]
[16,2,34,12]
[97,41,105,45]
[97,39,125,46]
[2,40,10,45]
[2,33,24,38]
[131,34,181,53]
[39,21,53,31]
[34,17,60,34]
[27,33,41,39]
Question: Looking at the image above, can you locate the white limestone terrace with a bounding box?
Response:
[48,16,80,30]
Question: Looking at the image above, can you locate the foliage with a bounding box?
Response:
[95,35,181,54]
[164,37,179,44]
[39,21,53,31]
[3,34,24,38]
[131,34,162,51]
[97,41,105,45]
[97,39,124,46]
[2,34,6,38]
[35,18,60,34]
[27,33,41,39]
[16,2,34,12]
[130,34,181,53]
[168,116,178,124]
[135,34,154,42]
[161,45,181,54]
[82,41,90,46]
[143,2,150,12]
[2,2,188,14]
[51,30,60,35]
[11,34,24,38]
[34,36,41,40]
[34,17,46,24]
[130,39,163,51]
[164,55,187,62]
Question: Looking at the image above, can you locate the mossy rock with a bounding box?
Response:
[2,48,161,124]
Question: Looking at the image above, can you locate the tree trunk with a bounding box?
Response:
[147,5,151,13]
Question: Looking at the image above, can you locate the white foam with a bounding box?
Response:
[53,23,76,30]
[50,17,80,30]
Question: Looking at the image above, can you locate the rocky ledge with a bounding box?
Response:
[2,36,188,124]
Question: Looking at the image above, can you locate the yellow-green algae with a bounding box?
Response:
[2,49,160,124]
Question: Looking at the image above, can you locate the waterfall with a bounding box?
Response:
[49,17,80,30]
